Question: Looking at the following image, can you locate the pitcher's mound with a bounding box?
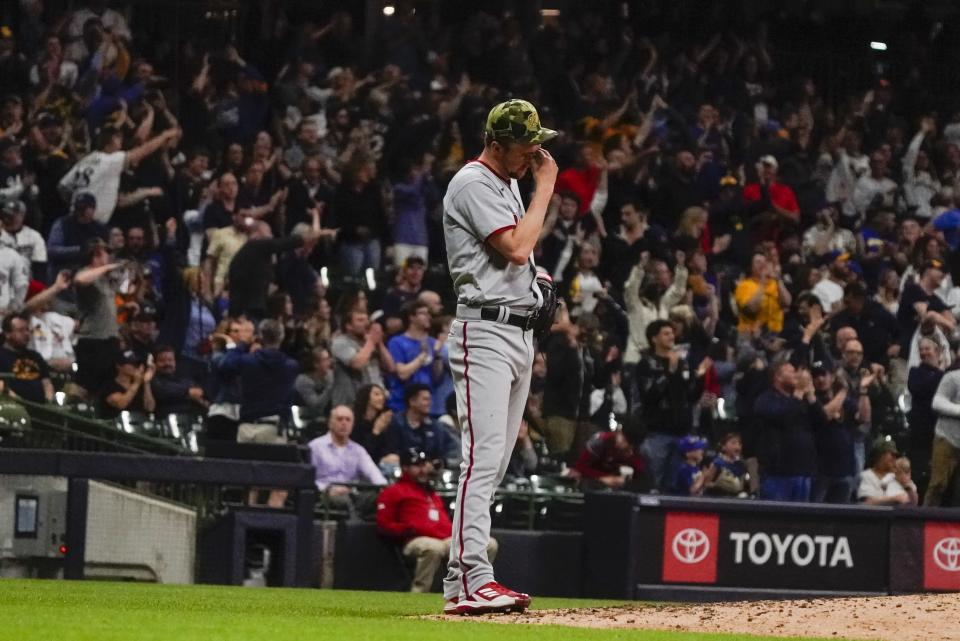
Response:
[473,593,960,641]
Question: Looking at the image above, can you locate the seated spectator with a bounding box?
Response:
[386,300,441,411]
[293,347,333,418]
[753,362,822,502]
[330,309,395,407]
[376,448,497,593]
[858,439,918,506]
[703,432,749,498]
[672,436,707,496]
[98,350,155,420]
[351,383,396,465]
[573,429,647,491]
[308,404,387,496]
[150,345,207,418]
[386,384,457,466]
[0,312,53,403]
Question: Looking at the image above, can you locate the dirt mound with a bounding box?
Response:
[470,593,960,641]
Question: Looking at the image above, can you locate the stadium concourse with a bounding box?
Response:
[4,0,960,617]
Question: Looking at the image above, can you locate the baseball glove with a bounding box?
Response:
[531,273,561,340]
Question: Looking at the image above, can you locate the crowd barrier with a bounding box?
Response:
[583,493,960,601]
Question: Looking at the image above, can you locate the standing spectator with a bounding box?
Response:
[906,337,945,494]
[385,301,440,412]
[0,228,28,316]
[735,251,792,337]
[58,126,179,224]
[897,259,955,356]
[380,255,425,327]
[293,347,334,418]
[73,240,122,393]
[204,206,250,301]
[392,153,438,266]
[0,312,52,403]
[227,218,320,319]
[903,118,940,221]
[623,251,688,363]
[812,252,851,314]
[376,448,495,593]
[123,308,158,365]
[830,281,900,369]
[220,319,299,445]
[542,307,583,457]
[285,155,335,235]
[926,365,960,506]
[308,404,387,493]
[47,193,109,279]
[811,363,865,504]
[753,362,823,502]
[330,309,395,407]
[634,320,708,489]
[852,152,898,221]
[742,155,800,223]
[334,160,386,278]
[64,1,132,62]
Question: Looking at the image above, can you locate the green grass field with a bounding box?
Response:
[0,579,848,641]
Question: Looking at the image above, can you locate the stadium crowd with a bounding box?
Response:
[3,0,960,510]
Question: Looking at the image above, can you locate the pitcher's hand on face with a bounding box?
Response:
[531,148,558,186]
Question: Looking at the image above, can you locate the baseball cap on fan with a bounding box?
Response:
[485,99,558,144]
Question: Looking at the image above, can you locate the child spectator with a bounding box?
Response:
[673,435,708,496]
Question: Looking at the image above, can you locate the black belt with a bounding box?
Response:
[479,306,535,331]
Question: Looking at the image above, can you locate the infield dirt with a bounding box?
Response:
[461,592,960,641]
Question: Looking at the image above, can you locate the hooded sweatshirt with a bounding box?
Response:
[219,345,298,421]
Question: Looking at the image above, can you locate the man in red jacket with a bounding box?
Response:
[376,448,498,597]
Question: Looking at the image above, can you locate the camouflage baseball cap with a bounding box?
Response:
[485,99,558,144]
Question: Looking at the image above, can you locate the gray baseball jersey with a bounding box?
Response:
[441,158,538,602]
[443,160,541,310]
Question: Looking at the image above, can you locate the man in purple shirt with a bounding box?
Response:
[308,405,387,502]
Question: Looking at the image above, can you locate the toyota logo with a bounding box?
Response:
[672,528,710,564]
[933,537,960,572]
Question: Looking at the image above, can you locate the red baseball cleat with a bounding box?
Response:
[455,582,532,615]
[442,597,459,615]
